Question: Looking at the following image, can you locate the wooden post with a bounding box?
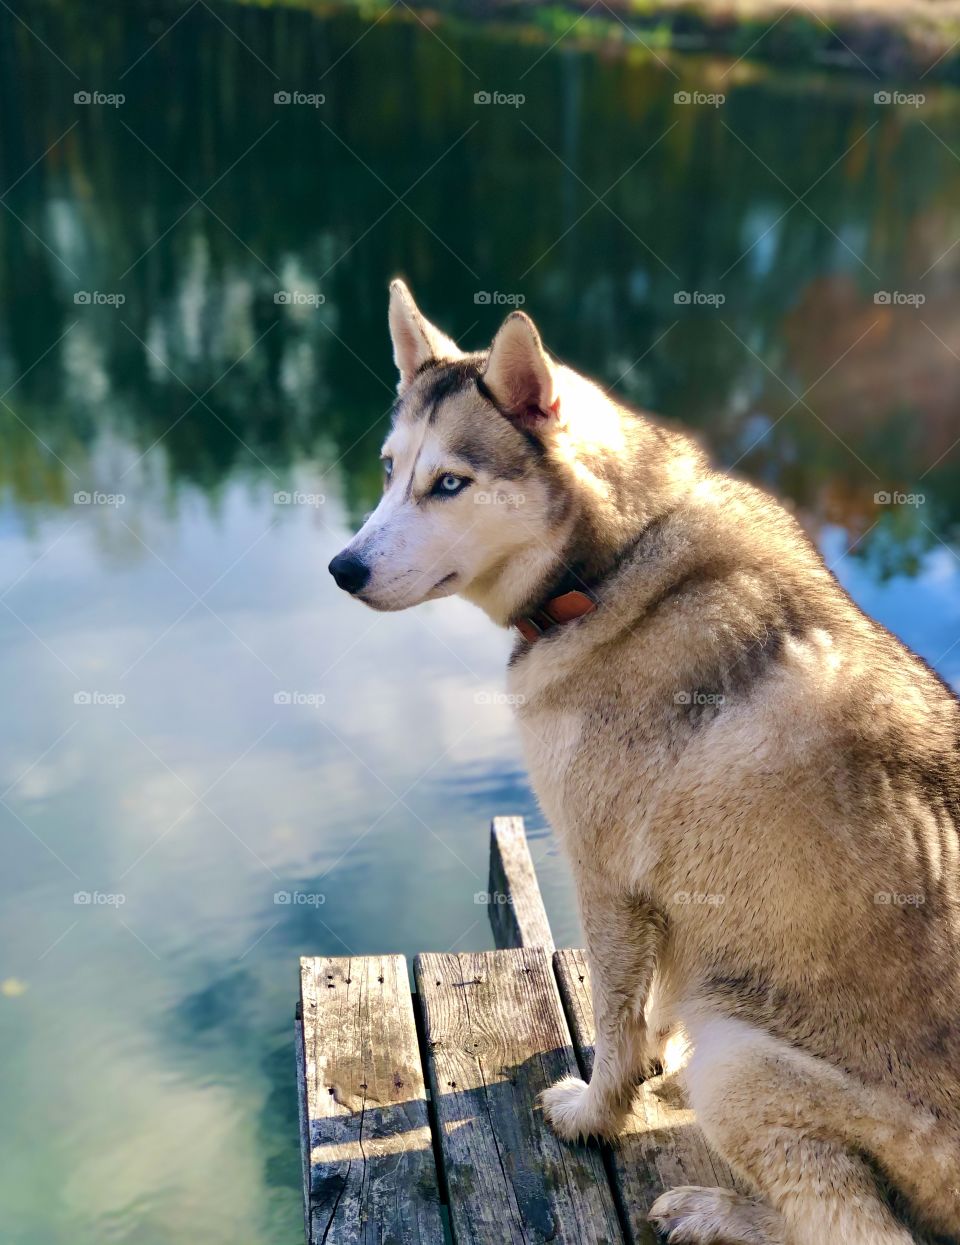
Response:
[487,815,555,951]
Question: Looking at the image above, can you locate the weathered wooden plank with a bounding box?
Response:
[488,816,555,951]
[553,948,736,1244]
[415,947,624,1244]
[299,955,444,1244]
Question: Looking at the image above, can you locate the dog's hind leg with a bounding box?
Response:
[650,1013,920,1245]
[543,882,666,1141]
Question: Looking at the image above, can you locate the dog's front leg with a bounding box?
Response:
[542,873,665,1142]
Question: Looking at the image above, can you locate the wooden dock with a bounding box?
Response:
[295,815,731,1244]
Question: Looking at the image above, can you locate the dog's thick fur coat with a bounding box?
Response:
[331,281,960,1245]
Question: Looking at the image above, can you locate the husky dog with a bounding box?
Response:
[329,280,960,1245]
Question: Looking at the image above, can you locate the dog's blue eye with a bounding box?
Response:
[433,473,469,497]
[382,458,393,481]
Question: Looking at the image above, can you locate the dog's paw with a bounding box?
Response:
[540,1076,619,1143]
[649,1186,786,1245]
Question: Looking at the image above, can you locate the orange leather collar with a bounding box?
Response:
[514,589,597,644]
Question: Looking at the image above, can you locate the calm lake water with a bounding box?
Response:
[2,2,960,1241]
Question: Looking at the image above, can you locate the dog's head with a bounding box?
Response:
[329,280,588,624]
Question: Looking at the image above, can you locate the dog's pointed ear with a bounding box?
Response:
[481,311,559,429]
[388,279,462,394]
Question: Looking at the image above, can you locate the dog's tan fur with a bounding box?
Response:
[332,280,960,1245]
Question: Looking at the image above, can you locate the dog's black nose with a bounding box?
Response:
[328,551,370,595]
